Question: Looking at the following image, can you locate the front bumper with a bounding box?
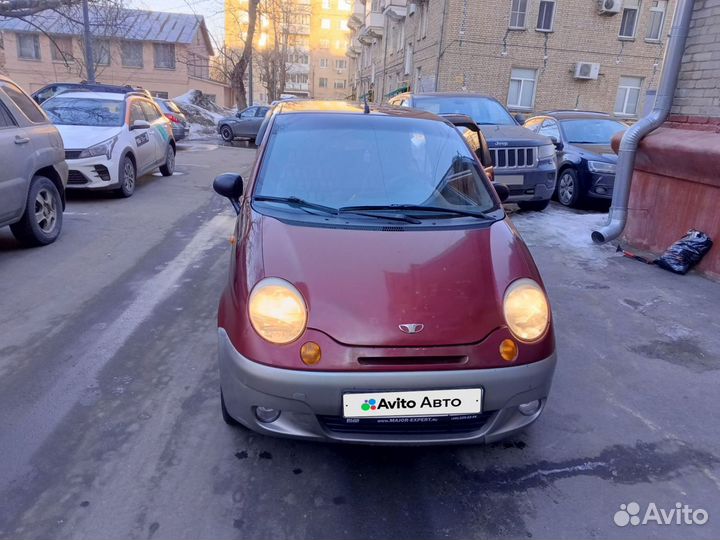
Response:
[65,157,119,190]
[586,172,615,199]
[496,165,557,203]
[218,329,557,445]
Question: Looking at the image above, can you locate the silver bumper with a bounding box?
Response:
[218,328,557,445]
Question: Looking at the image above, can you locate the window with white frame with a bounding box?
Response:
[509,0,528,29]
[334,79,346,89]
[338,0,351,10]
[154,43,176,69]
[121,41,143,67]
[614,76,643,115]
[619,0,640,39]
[16,33,40,60]
[321,18,331,29]
[340,20,349,31]
[320,38,330,49]
[536,0,555,31]
[319,57,328,68]
[319,77,328,88]
[335,59,347,69]
[646,0,667,40]
[507,68,537,109]
[421,2,429,38]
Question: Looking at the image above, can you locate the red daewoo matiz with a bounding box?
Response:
[213,100,556,444]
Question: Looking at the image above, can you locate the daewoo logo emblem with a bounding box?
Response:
[399,323,424,334]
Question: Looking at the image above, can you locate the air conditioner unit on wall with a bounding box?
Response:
[574,62,601,80]
[598,0,622,14]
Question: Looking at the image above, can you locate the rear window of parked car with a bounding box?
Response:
[44,97,125,127]
[0,81,47,123]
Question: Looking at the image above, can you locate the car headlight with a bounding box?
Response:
[79,135,118,159]
[248,278,307,344]
[503,278,550,342]
[588,160,616,174]
[537,144,556,160]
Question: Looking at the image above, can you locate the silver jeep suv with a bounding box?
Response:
[0,76,68,246]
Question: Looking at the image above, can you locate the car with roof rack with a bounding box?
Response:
[32,82,152,104]
[212,100,557,445]
[42,90,176,197]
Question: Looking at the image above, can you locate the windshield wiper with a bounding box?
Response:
[253,195,339,215]
[339,204,497,220]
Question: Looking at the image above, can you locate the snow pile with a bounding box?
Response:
[172,90,233,139]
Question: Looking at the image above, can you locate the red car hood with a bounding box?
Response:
[260,216,536,347]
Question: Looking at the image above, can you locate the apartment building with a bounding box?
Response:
[310,0,353,98]
[346,0,674,116]
[0,8,231,105]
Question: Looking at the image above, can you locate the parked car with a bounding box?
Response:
[212,100,556,445]
[0,75,68,246]
[524,111,628,207]
[42,91,175,198]
[155,98,190,141]
[441,113,495,181]
[217,105,270,143]
[389,93,557,211]
[32,82,152,104]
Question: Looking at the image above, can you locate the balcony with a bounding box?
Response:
[381,0,406,19]
[285,81,309,92]
[358,10,384,43]
[348,0,365,29]
[346,37,361,58]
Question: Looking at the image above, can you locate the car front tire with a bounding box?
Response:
[517,199,550,212]
[10,176,63,247]
[220,125,234,142]
[116,155,136,198]
[159,145,175,176]
[557,168,582,208]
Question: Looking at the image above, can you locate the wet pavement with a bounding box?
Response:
[0,143,718,539]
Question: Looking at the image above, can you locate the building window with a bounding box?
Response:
[335,59,347,69]
[151,91,169,99]
[536,0,555,31]
[154,43,176,69]
[289,73,308,84]
[509,0,528,29]
[646,0,667,41]
[95,40,111,66]
[50,36,73,62]
[321,18,331,29]
[619,0,640,39]
[16,33,40,60]
[334,79,346,89]
[319,57,328,68]
[188,53,210,79]
[507,68,537,109]
[403,42,412,75]
[338,0,351,10]
[418,2,429,39]
[322,0,330,8]
[340,19,349,31]
[334,39,347,50]
[121,41,143,67]
[319,77,328,88]
[320,39,330,49]
[614,76,643,115]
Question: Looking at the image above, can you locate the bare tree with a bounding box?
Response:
[0,0,76,18]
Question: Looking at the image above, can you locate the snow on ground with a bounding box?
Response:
[172,90,233,140]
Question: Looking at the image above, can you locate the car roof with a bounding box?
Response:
[399,92,499,100]
[276,99,448,122]
[535,110,615,120]
[50,91,127,101]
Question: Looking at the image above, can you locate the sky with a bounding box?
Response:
[129,0,227,46]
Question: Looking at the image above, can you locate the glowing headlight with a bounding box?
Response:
[503,278,550,342]
[79,135,118,159]
[537,144,556,160]
[248,278,307,344]
[588,160,616,174]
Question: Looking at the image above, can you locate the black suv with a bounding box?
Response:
[32,82,151,104]
[389,92,557,211]
[524,111,628,207]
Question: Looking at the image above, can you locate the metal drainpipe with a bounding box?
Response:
[591,0,695,244]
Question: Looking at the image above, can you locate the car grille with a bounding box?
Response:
[65,150,82,160]
[67,170,88,185]
[318,412,494,435]
[490,147,536,169]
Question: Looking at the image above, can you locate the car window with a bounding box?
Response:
[129,102,145,124]
[165,100,182,114]
[34,86,59,104]
[0,81,47,123]
[0,99,17,128]
[523,117,543,132]
[43,97,124,126]
[560,119,627,144]
[413,96,516,125]
[256,107,269,117]
[140,100,162,122]
[255,114,498,215]
[456,125,480,153]
[538,119,560,140]
[240,107,257,118]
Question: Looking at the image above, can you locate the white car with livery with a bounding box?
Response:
[42,91,176,197]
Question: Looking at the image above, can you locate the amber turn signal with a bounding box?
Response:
[300,341,322,365]
[499,339,518,362]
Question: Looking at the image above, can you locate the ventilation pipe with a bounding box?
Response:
[592,0,696,244]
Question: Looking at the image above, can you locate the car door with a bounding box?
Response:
[0,95,29,223]
[538,119,561,142]
[128,100,156,174]
[139,99,169,165]
[234,106,259,137]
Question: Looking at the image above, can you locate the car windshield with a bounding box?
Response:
[412,96,516,126]
[561,119,627,144]
[43,97,125,127]
[254,114,499,217]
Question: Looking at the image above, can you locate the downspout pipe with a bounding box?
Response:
[591,0,695,244]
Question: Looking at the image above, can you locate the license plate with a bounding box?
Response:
[343,388,482,418]
[497,174,525,185]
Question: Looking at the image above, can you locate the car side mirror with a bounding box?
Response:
[550,136,564,151]
[513,113,526,124]
[130,120,151,131]
[493,183,510,203]
[213,172,244,214]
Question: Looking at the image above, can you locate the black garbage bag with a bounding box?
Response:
[654,229,713,275]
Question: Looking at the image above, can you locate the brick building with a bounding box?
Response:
[346,0,674,116]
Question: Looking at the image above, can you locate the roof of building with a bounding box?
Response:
[0,7,213,53]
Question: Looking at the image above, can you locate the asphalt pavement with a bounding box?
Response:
[0,143,718,540]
